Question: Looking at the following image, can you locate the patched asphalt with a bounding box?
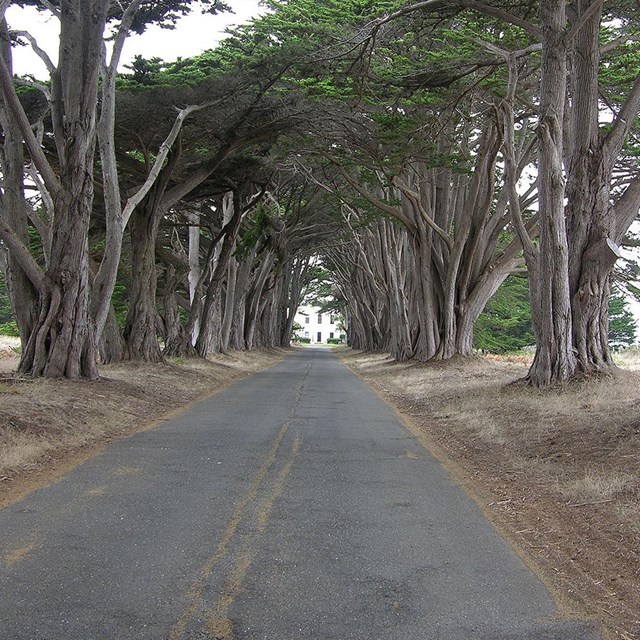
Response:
[0,348,601,639]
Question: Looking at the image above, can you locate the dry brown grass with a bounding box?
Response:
[339,348,640,640]
[561,470,636,504]
[614,347,640,370]
[0,335,20,369]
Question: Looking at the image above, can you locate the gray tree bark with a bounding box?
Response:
[0,0,114,379]
[525,0,575,386]
[0,18,37,347]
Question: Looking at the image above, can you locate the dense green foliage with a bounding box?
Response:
[474,276,536,354]
[609,291,638,348]
[301,266,341,312]
[0,272,14,326]
[475,280,639,353]
[0,321,19,337]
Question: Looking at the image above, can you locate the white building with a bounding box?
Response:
[294,305,343,344]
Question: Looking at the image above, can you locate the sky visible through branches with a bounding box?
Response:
[7,0,263,78]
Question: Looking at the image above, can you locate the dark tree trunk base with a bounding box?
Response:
[163,336,199,359]
[18,278,99,380]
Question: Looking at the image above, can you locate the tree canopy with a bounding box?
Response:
[0,0,638,384]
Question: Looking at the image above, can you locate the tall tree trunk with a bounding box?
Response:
[19,183,99,378]
[123,198,164,362]
[228,252,254,350]
[526,0,576,386]
[195,192,244,356]
[188,211,201,345]
[568,168,619,373]
[0,22,38,347]
[0,1,112,379]
[220,255,238,352]
[565,0,619,374]
[279,256,309,348]
[122,142,185,362]
[99,304,125,364]
[159,238,197,359]
[411,223,440,361]
[21,0,108,379]
[381,221,413,361]
[244,253,276,351]
[161,262,197,359]
[276,263,293,348]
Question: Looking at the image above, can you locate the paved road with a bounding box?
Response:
[0,348,601,640]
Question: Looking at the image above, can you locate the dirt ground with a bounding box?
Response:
[338,348,640,640]
[1,338,639,638]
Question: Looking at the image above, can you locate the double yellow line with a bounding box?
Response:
[169,425,303,640]
[170,358,312,640]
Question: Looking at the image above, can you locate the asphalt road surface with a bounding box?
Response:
[0,348,601,640]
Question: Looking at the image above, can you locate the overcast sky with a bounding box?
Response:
[6,0,263,77]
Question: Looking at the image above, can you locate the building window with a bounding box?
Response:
[317,332,322,343]
[304,331,309,338]
[329,315,335,324]
[317,314,322,324]
[305,316,309,324]
[329,332,334,339]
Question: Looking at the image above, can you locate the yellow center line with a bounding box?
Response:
[3,543,35,567]
[204,548,256,640]
[170,359,312,640]
[204,437,302,640]
[257,437,301,530]
[168,421,290,640]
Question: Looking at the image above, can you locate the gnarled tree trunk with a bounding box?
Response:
[525,0,575,386]
[0,1,111,379]
[123,196,164,362]
[564,0,640,376]
[526,0,640,384]
[19,183,99,378]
